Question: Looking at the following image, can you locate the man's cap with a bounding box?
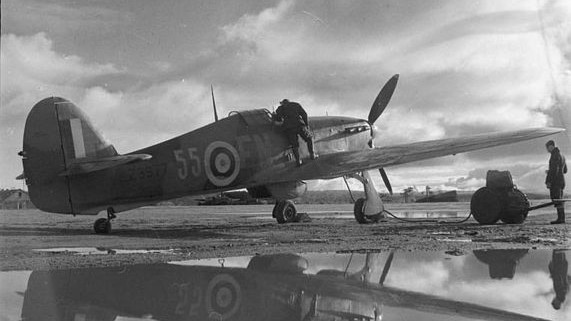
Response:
[280,99,289,104]
[546,140,555,147]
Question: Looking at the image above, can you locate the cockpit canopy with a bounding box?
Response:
[229,109,273,127]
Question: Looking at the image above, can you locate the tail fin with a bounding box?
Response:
[21,97,117,213]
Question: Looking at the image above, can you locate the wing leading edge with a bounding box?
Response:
[251,127,564,184]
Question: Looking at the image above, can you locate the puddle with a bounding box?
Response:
[400,210,463,218]
[33,247,176,255]
[2,249,569,321]
[436,238,473,242]
[244,210,465,221]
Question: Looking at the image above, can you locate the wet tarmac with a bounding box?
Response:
[33,247,177,255]
[1,249,569,321]
[1,205,569,273]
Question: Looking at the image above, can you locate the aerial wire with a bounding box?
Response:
[211,84,219,122]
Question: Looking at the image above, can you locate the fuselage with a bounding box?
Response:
[63,109,371,214]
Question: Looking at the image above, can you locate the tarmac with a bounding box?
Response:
[0,202,568,271]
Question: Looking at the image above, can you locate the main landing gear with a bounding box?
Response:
[347,170,386,224]
[272,200,312,224]
[94,207,116,234]
[273,200,297,224]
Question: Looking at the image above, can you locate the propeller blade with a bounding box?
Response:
[379,168,393,195]
[367,74,399,124]
[379,251,395,286]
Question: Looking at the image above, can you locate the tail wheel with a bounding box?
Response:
[274,200,297,224]
[94,218,111,234]
[354,198,380,224]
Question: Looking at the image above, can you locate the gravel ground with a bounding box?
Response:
[1,202,568,271]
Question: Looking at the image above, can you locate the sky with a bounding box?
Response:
[1,0,570,194]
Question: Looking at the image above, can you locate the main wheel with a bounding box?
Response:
[470,187,502,225]
[274,200,297,224]
[94,218,112,234]
[353,198,381,224]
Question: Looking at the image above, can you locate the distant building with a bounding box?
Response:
[402,187,417,203]
[0,189,35,210]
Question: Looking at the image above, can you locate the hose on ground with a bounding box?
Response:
[382,209,473,224]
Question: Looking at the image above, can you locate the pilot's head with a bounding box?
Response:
[546,140,555,153]
[280,99,289,106]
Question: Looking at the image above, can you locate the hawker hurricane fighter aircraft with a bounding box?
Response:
[18,74,563,233]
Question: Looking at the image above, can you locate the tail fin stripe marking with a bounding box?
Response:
[69,118,86,159]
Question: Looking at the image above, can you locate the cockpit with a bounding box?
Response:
[229,109,274,127]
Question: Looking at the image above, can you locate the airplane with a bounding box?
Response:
[17,74,564,233]
[20,252,549,321]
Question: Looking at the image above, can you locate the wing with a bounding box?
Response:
[251,127,563,184]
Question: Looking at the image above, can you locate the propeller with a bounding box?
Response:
[379,168,393,195]
[367,74,399,195]
[367,74,399,124]
[379,250,395,286]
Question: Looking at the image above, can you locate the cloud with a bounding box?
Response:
[209,0,570,143]
[79,80,216,153]
[386,260,451,293]
[0,32,117,187]
[444,164,549,192]
[385,252,569,320]
[1,0,570,190]
[134,0,570,149]
[221,0,294,46]
[1,0,132,37]
[0,32,213,187]
[1,32,119,111]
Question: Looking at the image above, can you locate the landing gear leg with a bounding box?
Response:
[94,207,116,234]
[273,200,298,224]
[347,171,385,224]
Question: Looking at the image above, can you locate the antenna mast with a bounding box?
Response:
[211,84,219,122]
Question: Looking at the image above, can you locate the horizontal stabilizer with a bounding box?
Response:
[59,154,152,176]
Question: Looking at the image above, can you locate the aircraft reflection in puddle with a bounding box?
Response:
[19,250,569,321]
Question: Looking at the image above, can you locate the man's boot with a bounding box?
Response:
[551,207,565,224]
[292,148,302,167]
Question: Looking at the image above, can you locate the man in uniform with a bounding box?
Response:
[545,140,567,224]
[274,99,318,166]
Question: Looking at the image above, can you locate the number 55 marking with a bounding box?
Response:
[174,148,201,180]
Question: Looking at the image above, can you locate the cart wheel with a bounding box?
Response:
[500,189,530,224]
[471,187,502,225]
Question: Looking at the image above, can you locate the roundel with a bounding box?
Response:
[204,141,241,187]
[205,274,242,320]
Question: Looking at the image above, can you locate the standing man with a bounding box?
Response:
[545,140,567,224]
[274,99,318,166]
